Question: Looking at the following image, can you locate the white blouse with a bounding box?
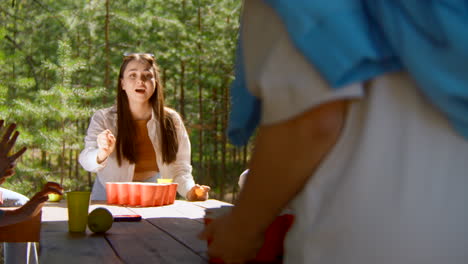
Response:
[79,106,195,200]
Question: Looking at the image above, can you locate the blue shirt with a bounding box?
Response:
[228,0,468,146]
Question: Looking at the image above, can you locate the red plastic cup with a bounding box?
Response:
[167,183,178,205]
[161,184,171,205]
[105,182,118,204]
[153,184,165,206]
[140,183,157,207]
[128,183,142,206]
[255,214,294,262]
[116,183,129,205]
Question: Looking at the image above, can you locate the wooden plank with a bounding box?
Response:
[146,216,208,259]
[126,203,192,219]
[41,201,68,221]
[126,204,209,260]
[127,204,208,259]
[89,203,137,216]
[170,200,207,222]
[40,201,125,263]
[168,200,233,222]
[42,201,139,222]
[129,201,207,223]
[157,200,233,260]
[40,200,225,263]
[40,216,122,263]
[92,202,207,263]
[105,218,207,264]
[191,199,233,209]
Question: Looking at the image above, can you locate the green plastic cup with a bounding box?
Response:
[67,191,91,233]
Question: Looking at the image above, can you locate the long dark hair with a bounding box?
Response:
[115,54,178,166]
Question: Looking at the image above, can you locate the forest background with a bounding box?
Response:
[0,0,250,203]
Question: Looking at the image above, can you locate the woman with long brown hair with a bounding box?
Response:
[79,53,210,201]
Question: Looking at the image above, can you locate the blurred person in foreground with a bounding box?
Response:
[0,120,64,264]
[200,1,468,263]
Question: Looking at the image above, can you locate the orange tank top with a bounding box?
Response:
[133,120,159,180]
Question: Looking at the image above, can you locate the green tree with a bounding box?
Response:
[0,0,247,201]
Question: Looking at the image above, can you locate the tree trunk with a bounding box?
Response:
[179,60,185,119]
[10,6,17,98]
[68,148,73,180]
[87,29,92,87]
[41,150,47,167]
[197,6,204,182]
[76,30,80,58]
[31,148,35,172]
[173,78,178,110]
[75,120,81,180]
[103,0,110,104]
[60,119,65,186]
[220,78,229,201]
[75,149,80,180]
[211,75,219,188]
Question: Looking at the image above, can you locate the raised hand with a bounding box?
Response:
[96,129,116,163]
[0,120,27,183]
[186,184,211,201]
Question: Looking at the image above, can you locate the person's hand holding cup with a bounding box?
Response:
[5,182,63,225]
[96,129,116,164]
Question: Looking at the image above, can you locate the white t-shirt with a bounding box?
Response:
[242,1,468,263]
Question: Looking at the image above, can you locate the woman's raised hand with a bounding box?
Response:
[0,120,27,184]
[96,129,116,164]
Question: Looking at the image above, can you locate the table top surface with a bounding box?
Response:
[40,199,232,264]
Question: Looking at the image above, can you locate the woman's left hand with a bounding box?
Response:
[187,184,210,201]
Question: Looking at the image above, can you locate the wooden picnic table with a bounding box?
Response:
[39,199,232,264]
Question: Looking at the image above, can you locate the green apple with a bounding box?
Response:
[48,193,62,202]
[88,208,113,233]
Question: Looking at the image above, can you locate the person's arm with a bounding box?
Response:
[0,182,63,227]
[200,100,348,262]
[161,110,210,201]
[79,111,112,172]
[173,113,210,201]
